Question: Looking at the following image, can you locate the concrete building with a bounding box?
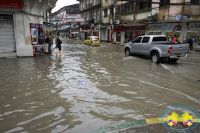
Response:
[0,0,57,58]
[77,0,101,40]
[51,4,82,39]
[100,0,200,44]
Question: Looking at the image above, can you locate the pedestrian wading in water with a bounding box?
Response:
[56,32,62,55]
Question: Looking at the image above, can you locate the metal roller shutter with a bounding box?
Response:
[0,14,16,53]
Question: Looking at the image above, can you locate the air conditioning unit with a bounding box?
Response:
[115,20,120,24]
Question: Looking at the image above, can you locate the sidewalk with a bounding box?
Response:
[91,118,200,133]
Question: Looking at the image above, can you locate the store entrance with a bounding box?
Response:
[116,32,121,42]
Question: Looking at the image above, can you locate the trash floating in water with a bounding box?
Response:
[78,81,86,85]
[74,96,84,101]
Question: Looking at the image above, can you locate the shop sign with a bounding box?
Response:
[61,18,84,23]
[113,26,126,31]
[182,15,188,20]
[187,23,200,30]
[147,23,181,31]
[175,15,181,20]
[66,14,81,18]
[127,25,146,30]
[0,0,22,9]
[97,25,102,28]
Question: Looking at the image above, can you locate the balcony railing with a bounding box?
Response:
[80,1,101,11]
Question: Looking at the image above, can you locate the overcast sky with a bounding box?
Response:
[52,0,79,13]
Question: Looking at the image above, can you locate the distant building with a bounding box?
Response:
[52,4,82,39]
[77,0,101,39]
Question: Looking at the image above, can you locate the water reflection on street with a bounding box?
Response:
[0,39,200,133]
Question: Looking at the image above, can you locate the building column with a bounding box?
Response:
[111,26,112,43]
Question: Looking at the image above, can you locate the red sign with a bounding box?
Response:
[0,0,22,9]
[113,26,126,32]
[127,25,146,30]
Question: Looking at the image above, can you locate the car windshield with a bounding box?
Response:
[92,37,99,41]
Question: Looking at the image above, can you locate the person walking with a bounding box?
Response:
[178,35,181,43]
[168,36,172,43]
[48,32,53,52]
[172,35,177,43]
[188,36,194,50]
[55,32,62,55]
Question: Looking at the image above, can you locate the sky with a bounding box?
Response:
[52,0,79,13]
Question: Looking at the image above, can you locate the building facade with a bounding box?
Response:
[77,0,101,39]
[99,0,200,44]
[0,0,57,58]
[52,4,82,39]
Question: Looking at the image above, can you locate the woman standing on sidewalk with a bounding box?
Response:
[56,32,62,55]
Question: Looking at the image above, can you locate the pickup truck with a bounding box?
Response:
[124,35,190,64]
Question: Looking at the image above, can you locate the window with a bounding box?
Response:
[116,6,120,15]
[136,0,152,10]
[121,2,134,13]
[134,37,142,43]
[104,9,107,17]
[110,8,113,16]
[160,0,170,8]
[152,37,167,42]
[142,37,150,43]
[191,0,200,4]
[92,37,99,41]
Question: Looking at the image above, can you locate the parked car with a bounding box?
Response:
[124,35,190,64]
[84,36,100,46]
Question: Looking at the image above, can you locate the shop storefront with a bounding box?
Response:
[112,25,126,44]
[186,23,200,44]
[146,23,182,42]
[126,25,146,41]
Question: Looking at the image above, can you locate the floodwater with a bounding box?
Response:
[0,39,200,133]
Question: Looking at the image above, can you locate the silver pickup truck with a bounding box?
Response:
[124,35,190,64]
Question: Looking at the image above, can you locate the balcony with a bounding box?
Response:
[80,1,101,12]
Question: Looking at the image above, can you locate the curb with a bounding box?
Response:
[90,118,199,133]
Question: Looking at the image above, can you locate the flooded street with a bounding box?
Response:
[0,39,200,133]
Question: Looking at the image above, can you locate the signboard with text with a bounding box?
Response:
[127,25,146,30]
[113,26,126,31]
[0,0,22,9]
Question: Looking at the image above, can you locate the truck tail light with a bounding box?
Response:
[168,46,172,53]
[91,40,92,43]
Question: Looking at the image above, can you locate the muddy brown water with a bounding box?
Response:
[0,39,200,133]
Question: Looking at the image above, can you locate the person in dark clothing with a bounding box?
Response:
[55,32,62,55]
[48,32,53,52]
[187,37,193,50]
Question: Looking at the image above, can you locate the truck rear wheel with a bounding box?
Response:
[151,53,160,64]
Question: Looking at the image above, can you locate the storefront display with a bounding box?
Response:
[187,23,200,44]
[187,31,200,43]
[37,24,44,44]
[30,23,37,45]
[127,25,145,40]
[148,31,162,35]
[166,31,180,37]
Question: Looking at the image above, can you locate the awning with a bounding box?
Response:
[62,26,70,30]
[81,30,90,33]
[72,32,79,34]
[44,21,59,25]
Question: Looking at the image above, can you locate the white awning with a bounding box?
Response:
[81,30,90,33]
